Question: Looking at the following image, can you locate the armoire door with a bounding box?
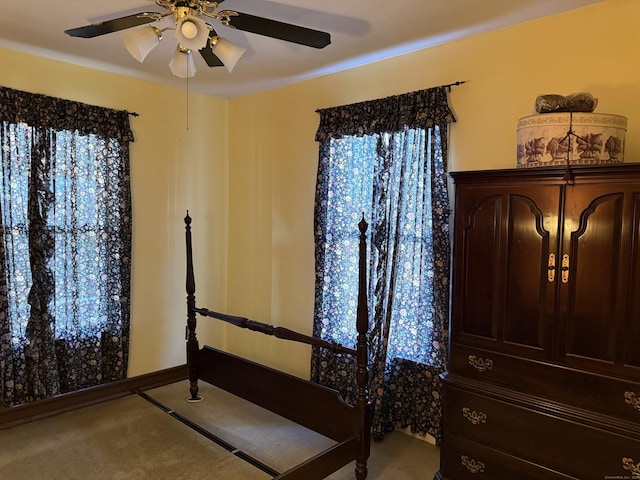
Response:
[451,181,561,360]
[557,180,640,379]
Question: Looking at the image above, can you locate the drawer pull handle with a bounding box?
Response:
[468,355,493,372]
[623,457,640,476]
[461,455,485,474]
[624,391,640,411]
[463,407,487,425]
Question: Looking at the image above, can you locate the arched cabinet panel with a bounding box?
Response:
[626,193,640,370]
[451,185,560,360]
[559,191,628,371]
[503,194,554,351]
[458,195,502,340]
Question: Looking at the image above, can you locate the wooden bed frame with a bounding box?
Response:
[183,213,372,480]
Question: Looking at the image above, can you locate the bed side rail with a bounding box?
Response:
[197,345,355,441]
[193,308,357,356]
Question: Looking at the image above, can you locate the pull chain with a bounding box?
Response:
[186,68,190,131]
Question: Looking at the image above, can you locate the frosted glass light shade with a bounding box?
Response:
[175,15,209,51]
[169,48,196,78]
[211,37,246,72]
[122,26,162,62]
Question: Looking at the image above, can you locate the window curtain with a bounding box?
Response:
[311,87,455,444]
[0,86,133,407]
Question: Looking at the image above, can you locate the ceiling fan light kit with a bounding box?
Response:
[122,26,163,63]
[169,46,197,78]
[64,0,331,79]
[210,36,245,72]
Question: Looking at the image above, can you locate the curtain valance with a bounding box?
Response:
[315,86,455,141]
[0,86,134,143]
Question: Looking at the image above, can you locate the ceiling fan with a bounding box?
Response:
[64,0,331,78]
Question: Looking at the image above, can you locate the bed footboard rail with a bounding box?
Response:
[193,308,357,356]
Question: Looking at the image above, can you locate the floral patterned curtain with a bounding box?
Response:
[0,86,133,407]
[311,87,455,444]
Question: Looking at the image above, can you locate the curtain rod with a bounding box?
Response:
[128,111,139,117]
[442,80,467,91]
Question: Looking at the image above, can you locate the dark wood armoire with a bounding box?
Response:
[435,164,640,480]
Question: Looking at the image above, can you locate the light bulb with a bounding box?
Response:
[175,15,210,51]
[181,21,198,39]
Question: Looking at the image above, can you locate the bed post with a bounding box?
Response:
[355,216,371,480]
[185,212,202,402]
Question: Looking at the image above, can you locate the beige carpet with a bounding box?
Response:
[0,380,440,479]
[0,393,269,480]
[145,380,336,474]
[147,380,440,479]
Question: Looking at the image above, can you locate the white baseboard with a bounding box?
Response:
[396,425,436,445]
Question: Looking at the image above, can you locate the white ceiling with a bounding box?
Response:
[0,0,603,99]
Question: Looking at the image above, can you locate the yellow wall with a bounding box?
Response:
[1,0,638,381]
[226,0,640,378]
[0,48,230,377]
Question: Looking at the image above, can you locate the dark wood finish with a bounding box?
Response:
[354,217,372,479]
[443,378,640,479]
[197,346,355,441]
[440,433,579,480]
[193,307,357,356]
[275,437,359,480]
[0,365,188,430]
[184,214,372,480]
[185,212,201,402]
[452,181,560,360]
[449,345,640,424]
[436,165,640,480]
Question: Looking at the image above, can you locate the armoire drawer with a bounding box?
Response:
[442,382,640,480]
[449,343,640,423]
[439,432,578,480]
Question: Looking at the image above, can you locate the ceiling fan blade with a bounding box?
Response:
[64,12,164,38]
[200,31,224,68]
[228,12,331,49]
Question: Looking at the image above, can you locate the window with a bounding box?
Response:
[0,87,133,407]
[315,130,439,364]
[311,87,455,444]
